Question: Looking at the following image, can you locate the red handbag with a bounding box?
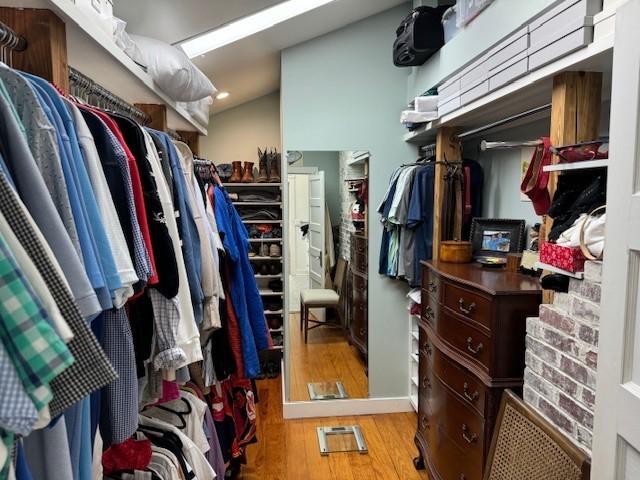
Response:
[521,137,552,215]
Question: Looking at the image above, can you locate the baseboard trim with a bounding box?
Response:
[282,396,413,419]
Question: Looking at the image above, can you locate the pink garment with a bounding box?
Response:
[152,380,181,405]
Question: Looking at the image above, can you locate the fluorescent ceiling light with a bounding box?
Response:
[216,91,230,100]
[180,0,337,58]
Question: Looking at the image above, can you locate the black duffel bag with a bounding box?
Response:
[393,5,449,67]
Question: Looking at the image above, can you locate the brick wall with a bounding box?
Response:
[524,261,602,452]
[338,151,365,259]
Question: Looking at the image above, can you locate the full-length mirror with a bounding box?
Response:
[287,151,369,401]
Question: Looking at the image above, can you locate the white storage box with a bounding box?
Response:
[528,0,601,54]
[460,80,489,106]
[458,26,528,106]
[488,52,528,90]
[529,27,593,70]
[437,76,461,104]
[438,96,461,116]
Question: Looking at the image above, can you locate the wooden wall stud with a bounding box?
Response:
[433,126,461,262]
[135,103,167,131]
[542,71,602,303]
[176,130,200,156]
[0,7,69,92]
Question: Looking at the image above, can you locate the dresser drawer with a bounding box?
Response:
[352,251,367,275]
[418,347,432,439]
[352,235,367,255]
[421,267,441,299]
[430,336,487,417]
[437,309,492,373]
[427,425,482,480]
[418,321,434,358]
[420,290,438,327]
[427,375,485,477]
[351,302,367,342]
[443,282,492,331]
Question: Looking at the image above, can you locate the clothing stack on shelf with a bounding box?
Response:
[0,61,270,480]
[378,145,483,287]
[219,148,284,378]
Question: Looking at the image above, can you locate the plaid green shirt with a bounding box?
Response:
[0,232,74,412]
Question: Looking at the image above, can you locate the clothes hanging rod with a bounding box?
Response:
[0,20,27,52]
[68,67,151,125]
[457,103,552,140]
[480,140,543,151]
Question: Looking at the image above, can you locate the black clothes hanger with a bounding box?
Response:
[139,426,195,480]
[144,398,192,430]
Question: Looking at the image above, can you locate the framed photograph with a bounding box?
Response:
[469,218,526,259]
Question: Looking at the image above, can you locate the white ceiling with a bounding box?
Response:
[115,0,407,113]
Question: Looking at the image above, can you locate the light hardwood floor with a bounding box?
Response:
[241,376,425,480]
[289,313,369,401]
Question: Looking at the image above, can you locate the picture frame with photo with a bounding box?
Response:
[469,218,526,259]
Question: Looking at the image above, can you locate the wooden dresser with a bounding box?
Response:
[414,261,541,480]
[348,233,368,359]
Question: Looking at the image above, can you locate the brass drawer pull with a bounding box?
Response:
[427,281,437,293]
[421,416,430,430]
[422,376,431,389]
[461,424,478,444]
[424,305,434,319]
[466,337,483,355]
[422,342,432,355]
[359,328,366,337]
[463,382,480,402]
[458,298,476,315]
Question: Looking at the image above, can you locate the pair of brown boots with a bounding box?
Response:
[229,161,255,183]
[228,149,281,183]
[256,148,281,183]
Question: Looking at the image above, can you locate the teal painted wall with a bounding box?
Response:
[282,4,415,399]
[408,0,558,99]
[300,151,341,227]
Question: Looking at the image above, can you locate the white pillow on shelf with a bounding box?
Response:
[178,96,213,127]
[127,34,217,102]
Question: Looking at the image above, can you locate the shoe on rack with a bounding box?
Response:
[268,316,283,330]
[260,264,270,275]
[241,162,255,183]
[256,148,269,183]
[264,298,283,312]
[259,243,270,257]
[268,279,283,292]
[217,163,233,182]
[229,161,243,183]
[269,263,282,275]
[248,225,259,238]
[268,149,281,183]
[269,243,281,258]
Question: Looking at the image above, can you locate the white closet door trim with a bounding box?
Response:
[282,397,413,419]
